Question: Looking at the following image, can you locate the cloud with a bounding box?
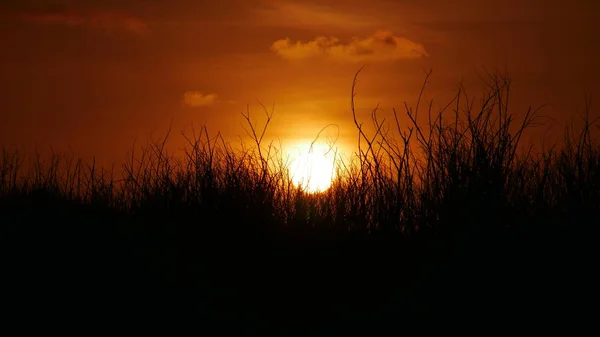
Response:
[19,8,149,35]
[271,30,429,63]
[182,91,218,108]
[251,1,382,32]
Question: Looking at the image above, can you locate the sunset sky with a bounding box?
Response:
[1,0,599,165]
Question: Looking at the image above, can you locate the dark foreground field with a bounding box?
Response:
[2,72,599,332]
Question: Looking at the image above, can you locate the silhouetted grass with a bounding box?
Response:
[2,69,599,330]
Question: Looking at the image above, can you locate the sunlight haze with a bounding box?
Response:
[0,0,598,166]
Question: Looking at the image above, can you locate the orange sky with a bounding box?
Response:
[1,0,599,165]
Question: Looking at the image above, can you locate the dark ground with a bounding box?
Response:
[3,197,598,333]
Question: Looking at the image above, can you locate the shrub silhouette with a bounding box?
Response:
[2,69,598,328]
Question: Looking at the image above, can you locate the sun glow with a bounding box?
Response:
[287,141,338,193]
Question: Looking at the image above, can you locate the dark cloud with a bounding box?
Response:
[19,8,148,35]
[1,0,149,35]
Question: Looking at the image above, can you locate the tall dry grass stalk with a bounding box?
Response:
[1,69,598,240]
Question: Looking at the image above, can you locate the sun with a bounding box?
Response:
[287,142,337,193]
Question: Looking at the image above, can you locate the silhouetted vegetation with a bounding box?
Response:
[3,70,599,330]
